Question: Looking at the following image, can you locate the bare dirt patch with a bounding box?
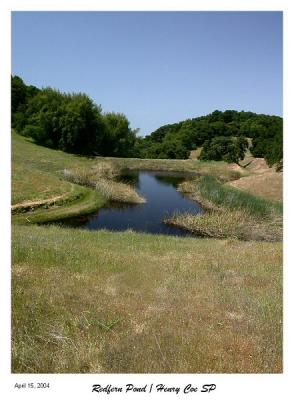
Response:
[240,157,274,174]
[11,191,72,212]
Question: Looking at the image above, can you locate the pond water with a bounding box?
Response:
[62,170,203,236]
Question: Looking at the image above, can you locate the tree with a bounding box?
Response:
[199,136,248,163]
[11,76,27,114]
[157,137,189,159]
[264,134,283,167]
[22,88,66,148]
[11,75,40,128]
[234,136,248,161]
[137,110,282,165]
[103,112,137,157]
[12,76,283,165]
[59,93,105,154]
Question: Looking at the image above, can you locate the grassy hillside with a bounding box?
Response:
[12,132,245,223]
[12,133,150,222]
[12,132,243,188]
[12,133,106,220]
[11,132,283,373]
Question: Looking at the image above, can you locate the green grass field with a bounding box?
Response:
[11,132,283,373]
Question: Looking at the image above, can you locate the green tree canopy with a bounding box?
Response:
[135,110,282,166]
[199,136,248,164]
[11,76,138,157]
[103,112,137,157]
[11,76,282,165]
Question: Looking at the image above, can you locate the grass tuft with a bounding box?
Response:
[62,164,145,204]
[95,179,145,203]
[166,210,282,241]
[63,162,120,187]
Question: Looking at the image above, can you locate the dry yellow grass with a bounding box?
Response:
[228,172,283,202]
[101,156,243,182]
[12,185,76,213]
[95,179,145,203]
[166,210,282,241]
[172,175,282,241]
[240,157,274,174]
[63,163,145,203]
[62,162,120,187]
[189,148,202,160]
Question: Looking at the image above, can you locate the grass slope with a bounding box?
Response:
[12,225,282,373]
[12,132,106,222]
[228,172,283,202]
[11,132,283,373]
[13,186,105,224]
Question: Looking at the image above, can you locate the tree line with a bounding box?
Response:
[135,110,283,166]
[12,76,282,166]
[12,76,137,157]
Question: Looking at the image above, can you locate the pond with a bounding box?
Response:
[62,170,203,236]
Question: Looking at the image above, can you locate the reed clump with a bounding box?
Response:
[63,161,120,187]
[166,209,282,241]
[169,175,282,241]
[63,162,145,204]
[95,179,145,204]
[179,175,282,218]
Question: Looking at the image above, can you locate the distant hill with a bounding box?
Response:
[135,110,282,167]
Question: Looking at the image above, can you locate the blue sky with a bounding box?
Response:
[12,11,282,136]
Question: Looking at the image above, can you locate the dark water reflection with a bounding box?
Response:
[62,170,203,236]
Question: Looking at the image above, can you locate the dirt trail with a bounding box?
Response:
[12,186,74,212]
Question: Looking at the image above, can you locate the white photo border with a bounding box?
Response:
[1,1,293,399]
